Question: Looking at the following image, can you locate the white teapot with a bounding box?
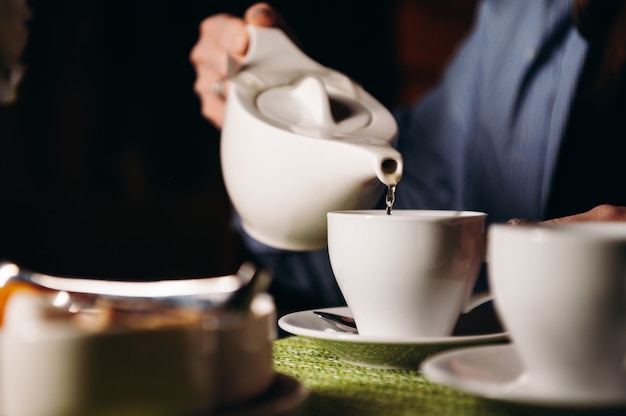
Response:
[221,26,403,250]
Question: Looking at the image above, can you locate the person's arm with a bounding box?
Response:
[189,3,280,128]
[190,1,492,308]
[190,3,346,309]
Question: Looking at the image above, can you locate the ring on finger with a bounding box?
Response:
[211,77,227,100]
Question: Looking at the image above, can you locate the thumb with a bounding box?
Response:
[244,3,279,27]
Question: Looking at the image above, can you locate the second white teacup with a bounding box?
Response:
[327,210,488,338]
[488,223,626,402]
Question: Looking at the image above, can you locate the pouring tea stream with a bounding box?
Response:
[220,26,403,250]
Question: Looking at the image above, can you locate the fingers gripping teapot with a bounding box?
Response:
[221,26,403,250]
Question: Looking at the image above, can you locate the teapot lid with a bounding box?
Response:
[230,26,396,142]
[256,75,371,136]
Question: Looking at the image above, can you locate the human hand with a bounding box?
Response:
[189,2,282,128]
[542,204,626,224]
[507,204,626,225]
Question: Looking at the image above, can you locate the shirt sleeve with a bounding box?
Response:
[234,213,346,310]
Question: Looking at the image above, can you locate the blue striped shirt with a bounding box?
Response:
[395,0,585,224]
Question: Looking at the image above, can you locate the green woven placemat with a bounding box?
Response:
[273,336,623,416]
[273,336,483,416]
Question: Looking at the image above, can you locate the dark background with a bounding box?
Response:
[0,0,476,281]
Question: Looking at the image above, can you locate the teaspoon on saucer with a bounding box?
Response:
[313,310,358,333]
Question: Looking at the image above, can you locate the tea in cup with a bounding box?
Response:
[488,223,626,401]
[327,210,488,338]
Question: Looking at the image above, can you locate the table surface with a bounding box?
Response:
[272,336,624,416]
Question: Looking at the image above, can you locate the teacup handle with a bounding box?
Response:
[461,290,493,314]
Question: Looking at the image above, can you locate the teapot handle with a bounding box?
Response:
[244,26,323,72]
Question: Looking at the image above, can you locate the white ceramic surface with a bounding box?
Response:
[0,292,279,416]
[421,344,626,407]
[2,293,217,416]
[221,26,402,250]
[327,210,487,338]
[488,223,626,401]
[278,307,507,370]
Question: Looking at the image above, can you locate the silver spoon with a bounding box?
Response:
[313,310,358,333]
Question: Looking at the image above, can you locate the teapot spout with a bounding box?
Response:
[363,143,403,187]
[378,156,403,186]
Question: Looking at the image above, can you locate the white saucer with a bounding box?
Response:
[421,344,626,408]
[278,307,508,370]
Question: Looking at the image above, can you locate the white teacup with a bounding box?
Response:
[327,210,488,338]
[488,223,626,401]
